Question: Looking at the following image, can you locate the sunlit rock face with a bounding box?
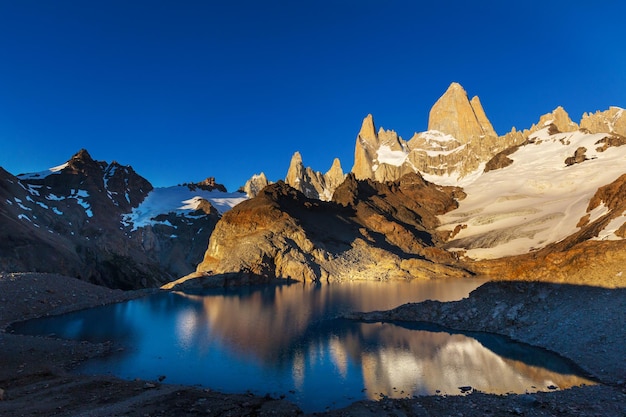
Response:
[351,83,527,185]
[580,106,626,136]
[428,82,497,144]
[243,172,270,198]
[527,106,579,135]
[165,173,471,289]
[284,152,345,201]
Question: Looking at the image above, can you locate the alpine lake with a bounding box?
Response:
[10,278,595,412]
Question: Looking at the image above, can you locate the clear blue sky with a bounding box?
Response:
[1,0,625,191]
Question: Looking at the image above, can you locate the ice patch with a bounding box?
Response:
[593,212,626,241]
[418,130,458,143]
[588,203,609,224]
[46,193,65,201]
[17,201,31,211]
[70,189,93,217]
[422,144,466,157]
[376,145,408,167]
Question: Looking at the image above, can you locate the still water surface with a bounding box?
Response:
[12,279,594,412]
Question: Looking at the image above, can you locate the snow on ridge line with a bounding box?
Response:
[123,185,247,230]
[17,163,69,180]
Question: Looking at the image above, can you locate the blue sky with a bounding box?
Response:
[1,1,625,191]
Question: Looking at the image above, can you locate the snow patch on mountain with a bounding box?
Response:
[439,128,626,259]
[71,189,93,218]
[123,186,247,231]
[418,130,458,144]
[594,211,626,240]
[422,162,486,188]
[376,145,408,167]
[17,163,68,180]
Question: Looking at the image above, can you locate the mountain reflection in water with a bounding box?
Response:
[11,279,595,412]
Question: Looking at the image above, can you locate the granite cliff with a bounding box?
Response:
[284,152,345,201]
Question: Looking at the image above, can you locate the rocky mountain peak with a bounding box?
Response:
[358,114,378,146]
[327,158,343,177]
[243,172,270,197]
[71,148,94,162]
[428,82,497,143]
[285,151,305,185]
[531,106,579,134]
[285,152,345,201]
[580,106,626,136]
[62,148,108,183]
[349,83,534,186]
[324,158,345,198]
[186,177,227,193]
[353,114,379,180]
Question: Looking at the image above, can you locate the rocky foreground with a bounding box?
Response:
[1,272,625,416]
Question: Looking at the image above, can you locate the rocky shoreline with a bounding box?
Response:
[1,272,625,416]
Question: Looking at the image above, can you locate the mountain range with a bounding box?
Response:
[3,83,625,289]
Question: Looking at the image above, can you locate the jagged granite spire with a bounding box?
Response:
[352,114,379,180]
[285,152,346,201]
[243,172,270,198]
[428,82,497,143]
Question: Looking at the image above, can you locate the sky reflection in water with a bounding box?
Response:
[12,279,595,412]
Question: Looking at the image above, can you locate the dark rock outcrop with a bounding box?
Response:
[1,150,221,289]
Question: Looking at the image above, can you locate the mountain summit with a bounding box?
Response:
[351,82,524,185]
[428,82,497,143]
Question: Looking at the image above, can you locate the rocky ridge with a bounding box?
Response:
[171,83,626,289]
[351,83,526,185]
[242,172,270,197]
[244,82,626,211]
[164,173,471,289]
[0,150,241,289]
[581,106,626,136]
[3,83,626,291]
[284,151,346,201]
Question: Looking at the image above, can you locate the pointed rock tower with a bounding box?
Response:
[324,158,346,196]
[285,152,346,201]
[352,114,379,180]
[428,82,497,143]
[530,106,579,134]
[243,172,270,198]
[580,106,626,136]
